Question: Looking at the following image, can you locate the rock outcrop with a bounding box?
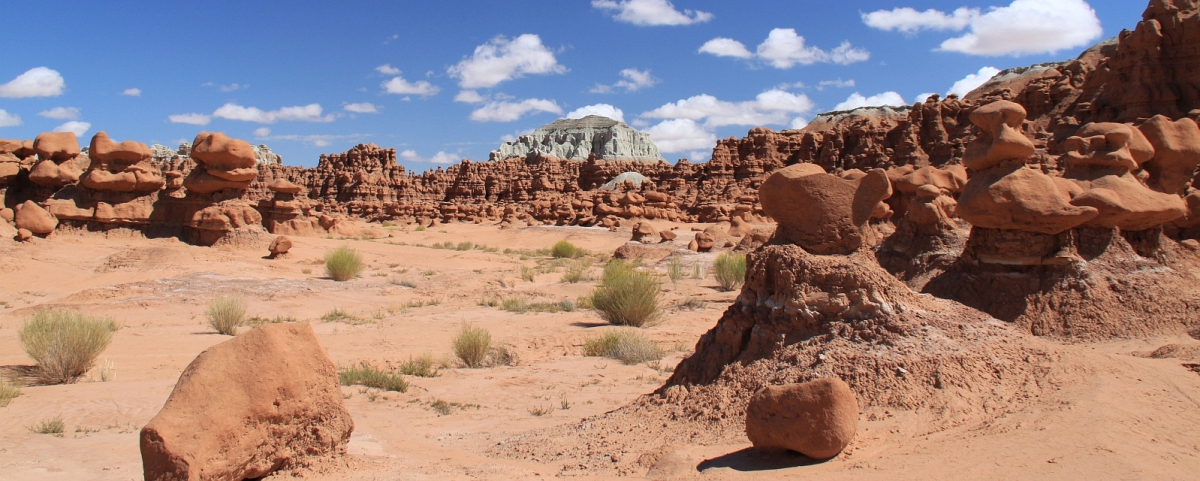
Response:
[490,115,663,162]
[140,323,352,481]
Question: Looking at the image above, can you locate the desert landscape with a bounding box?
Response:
[4,0,1200,480]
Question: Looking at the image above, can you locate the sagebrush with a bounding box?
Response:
[583,329,663,365]
[19,309,116,384]
[206,294,246,335]
[590,259,662,327]
[325,246,365,281]
[713,252,747,291]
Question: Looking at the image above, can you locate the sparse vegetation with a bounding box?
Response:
[713,252,747,291]
[528,404,554,416]
[338,362,409,392]
[561,259,591,283]
[415,225,426,231]
[480,296,576,314]
[678,298,707,310]
[692,263,703,279]
[28,415,65,436]
[321,308,361,323]
[455,241,474,251]
[205,294,246,335]
[19,309,117,384]
[246,315,295,328]
[324,246,365,281]
[398,354,440,377]
[0,379,21,407]
[453,325,492,368]
[301,268,312,274]
[390,276,417,288]
[520,266,537,282]
[590,259,662,327]
[666,256,684,285]
[583,329,664,365]
[551,240,586,259]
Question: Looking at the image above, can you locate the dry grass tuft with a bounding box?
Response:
[339,362,409,392]
[713,252,747,291]
[453,325,492,368]
[583,329,664,365]
[325,246,365,281]
[19,309,116,385]
[590,259,662,327]
[206,294,246,335]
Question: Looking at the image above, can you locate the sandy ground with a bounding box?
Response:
[1,222,1198,480]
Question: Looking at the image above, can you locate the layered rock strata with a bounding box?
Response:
[490,115,663,162]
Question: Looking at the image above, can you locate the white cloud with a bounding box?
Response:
[259,133,368,148]
[591,0,713,26]
[789,117,809,130]
[698,38,754,58]
[122,88,142,97]
[914,92,938,103]
[640,89,816,128]
[53,121,91,138]
[644,119,716,153]
[591,68,659,93]
[864,0,1103,56]
[376,64,401,75]
[448,34,566,89]
[565,104,625,122]
[398,149,459,164]
[344,102,380,113]
[38,107,80,120]
[818,79,855,90]
[168,113,212,125]
[862,7,978,34]
[212,103,335,124]
[253,127,271,137]
[0,67,65,98]
[454,90,486,103]
[381,74,440,97]
[700,29,869,68]
[947,66,1001,97]
[833,92,907,111]
[469,98,562,122]
[0,109,21,127]
[219,83,244,92]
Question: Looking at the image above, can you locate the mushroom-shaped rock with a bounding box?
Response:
[759,164,892,255]
[893,165,967,195]
[14,201,57,235]
[0,139,19,181]
[140,323,353,481]
[190,132,258,187]
[33,131,81,161]
[268,236,293,258]
[267,178,304,194]
[631,221,657,243]
[1062,122,1152,171]
[1138,115,1200,195]
[963,101,1036,171]
[958,165,1099,234]
[82,132,164,192]
[745,377,859,460]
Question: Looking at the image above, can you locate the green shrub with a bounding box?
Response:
[551,240,585,259]
[520,266,537,282]
[19,309,116,384]
[455,241,474,251]
[501,298,529,313]
[0,379,21,407]
[583,329,663,365]
[339,362,409,392]
[590,260,662,327]
[28,415,64,436]
[206,294,246,335]
[453,325,491,368]
[325,246,365,281]
[398,354,440,377]
[415,225,426,232]
[713,252,747,291]
[561,259,590,283]
[666,257,684,285]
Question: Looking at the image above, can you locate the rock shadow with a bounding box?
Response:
[697,447,825,472]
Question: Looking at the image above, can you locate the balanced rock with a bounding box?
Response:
[185,132,257,193]
[631,221,657,243]
[962,100,1036,171]
[82,131,165,192]
[28,132,83,187]
[745,377,859,459]
[759,163,892,255]
[267,178,303,194]
[268,236,293,257]
[140,323,353,481]
[14,200,57,235]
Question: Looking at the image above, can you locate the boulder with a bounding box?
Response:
[1138,115,1200,195]
[140,323,352,481]
[16,228,32,242]
[14,200,57,235]
[758,164,892,255]
[267,178,304,194]
[631,221,657,243]
[269,236,293,258]
[693,232,715,252]
[745,377,859,460]
[659,229,677,242]
[613,243,674,265]
[962,100,1035,171]
[82,132,164,192]
[33,131,81,161]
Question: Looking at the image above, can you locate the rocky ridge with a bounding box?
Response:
[490,115,664,162]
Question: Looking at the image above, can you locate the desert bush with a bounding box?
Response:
[666,256,684,285]
[0,379,21,407]
[520,266,537,282]
[19,309,116,384]
[28,415,64,436]
[398,354,440,377]
[205,294,246,335]
[590,260,662,327]
[455,241,474,251]
[551,240,585,259]
[453,325,492,368]
[713,252,747,291]
[561,259,591,283]
[338,362,409,392]
[501,298,529,313]
[583,329,663,365]
[325,246,365,281]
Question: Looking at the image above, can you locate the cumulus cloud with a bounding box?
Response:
[376,64,401,75]
[38,107,80,120]
[122,88,142,96]
[0,109,21,127]
[591,0,713,26]
[644,119,717,154]
[863,0,1103,56]
[53,121,91,137]
[0,67,65,98]
[947,66,1001,97]
[699,29,869,68]
[168,113,212,125]
[789,117,809,130]
[399,149,459,164]
[448,34,566,89]
[219,83,244,92]
[212,103,335,123]
[253,127,271,137]
[454,90,486,103]
[565,104,625,122]
[640,89,815,128]
[469,98,562,122]
[914,92,938,103]
[344,102,381,113]
[818,79,855,90]
[833,92,907,112]
[381,74,440,97]
[591,68,659,93]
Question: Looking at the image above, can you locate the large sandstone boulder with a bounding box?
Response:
[745,377,859,459]
[140,323,353,481]
[759,163,892,255]
[82,131,165,192]
[14,200,57,235]
[185,132,258,193]
[33,131,81,161]
[28,132,84,187]
[1138,115,1200,195]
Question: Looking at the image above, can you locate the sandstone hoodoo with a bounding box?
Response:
[745,377,860,459]
[140,323,353,481]
[490,115,664,162]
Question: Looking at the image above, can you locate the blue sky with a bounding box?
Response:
[0,0,1145,168]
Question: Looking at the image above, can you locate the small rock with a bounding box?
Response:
[745,377,859,460]
[269,236,293,258]
[14,200,57,235]
[16,228,33,242]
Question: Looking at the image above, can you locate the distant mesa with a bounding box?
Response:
[490,115,664,162]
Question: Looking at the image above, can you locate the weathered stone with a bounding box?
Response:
[491,115,663,162]
[14,200,57,235]
[745,377,859,459]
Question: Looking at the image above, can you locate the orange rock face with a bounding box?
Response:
[759,164,892,255]
[745,377,859,459]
